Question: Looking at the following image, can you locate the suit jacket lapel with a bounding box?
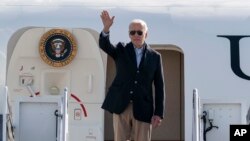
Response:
[127,42,138,70]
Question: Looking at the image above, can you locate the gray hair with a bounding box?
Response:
[129,19,148,32]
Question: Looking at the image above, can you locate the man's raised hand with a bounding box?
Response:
[100,10,115,33]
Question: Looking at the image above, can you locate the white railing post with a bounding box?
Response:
[4,86,8,141]
[193,88,201,141]
[60,87,68,141]
[0,85,7,141]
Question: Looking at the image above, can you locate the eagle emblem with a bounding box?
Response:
[39,29,77,67]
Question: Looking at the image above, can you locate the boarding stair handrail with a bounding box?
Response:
[0,85,7,141]
[58,88,69,141]
[192,88,202,141]
[1,86,14,141]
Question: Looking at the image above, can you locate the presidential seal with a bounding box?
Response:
[39,29,77,67]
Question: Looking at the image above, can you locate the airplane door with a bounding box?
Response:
[152,48,184,141]
[6,27,106,141]
[104,45,184,141]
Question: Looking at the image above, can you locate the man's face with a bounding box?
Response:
[129,23,147,48]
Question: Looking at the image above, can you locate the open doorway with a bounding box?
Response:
[104,45,184,141]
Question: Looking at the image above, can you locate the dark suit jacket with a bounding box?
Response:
[99,33,165,123]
